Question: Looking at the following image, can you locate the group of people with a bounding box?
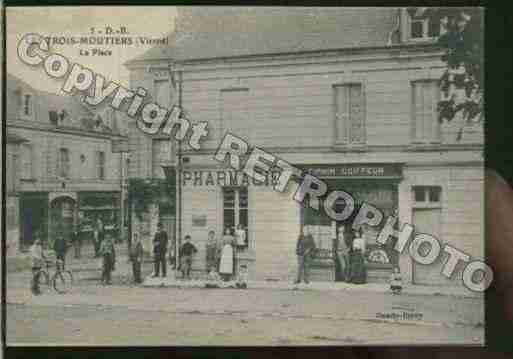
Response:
[206,226,247,282]
[28,221,117,294]
[296,225,403,293]
[130,223,248,286]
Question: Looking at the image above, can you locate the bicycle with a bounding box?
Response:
[34,259,73,294]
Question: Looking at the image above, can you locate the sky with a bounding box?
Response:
[6,6,177,94]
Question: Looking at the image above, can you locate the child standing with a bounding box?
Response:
[390,266,403,295]
[205,266,221,288]
[235,264,248,289]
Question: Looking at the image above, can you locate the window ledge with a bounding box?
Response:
[332,144,368,152]
[405,37,438,44]
[412,203,442,209]
[407,143,442,152]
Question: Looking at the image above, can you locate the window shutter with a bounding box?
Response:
[412,82,424,142]
[431,81,441,142]
[334,86,349,143]
[65,149,70,178]
[95,151,100,178]
[349,84,364,144]
[56,149,61,177]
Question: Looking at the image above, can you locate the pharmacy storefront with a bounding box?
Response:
[180,163,404,282]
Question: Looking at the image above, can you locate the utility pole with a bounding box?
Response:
[120,152,125,242]
[176,69,183,277]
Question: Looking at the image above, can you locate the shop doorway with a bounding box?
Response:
[50,196,76,246]
[301,180,399,282]
[412,207,454,286]
[20,193,48,250]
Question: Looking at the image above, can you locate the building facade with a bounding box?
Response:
[126,7,484,287]
[6,74,129,252]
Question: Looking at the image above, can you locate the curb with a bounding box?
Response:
[141,280,481,299]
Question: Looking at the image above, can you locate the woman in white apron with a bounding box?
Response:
[219,228,235,281]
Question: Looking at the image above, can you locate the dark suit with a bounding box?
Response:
[130,241,144,283]
[153,230,168,277]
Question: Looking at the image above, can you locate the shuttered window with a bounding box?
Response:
[334,84,365,145]
[57,148,70,178]
[152,139,172,178]
[20,144,33,179]
[96,151,105,180]
[220,88,250,141]
[411,81,440,143]
[154,79,171,107]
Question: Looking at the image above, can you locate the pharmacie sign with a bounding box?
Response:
[182,169,280,187]
[298,163,403,179]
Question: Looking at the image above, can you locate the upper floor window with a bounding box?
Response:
[58,148,70,178]
[411,80,441,144]
[20,144,33,179]
[20,93,34,118]
[154,79,171,107]
[49,111,59,126]
[334,83,365,145]
[96,151,105,180]
[220,88,250,141]
[7,152,18,193]
[407,9,445,41]
[152,139,172,178]
[412,186,442,208]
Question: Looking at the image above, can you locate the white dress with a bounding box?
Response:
[219,244,234,274]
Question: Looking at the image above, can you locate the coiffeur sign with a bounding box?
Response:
[298,163,403,179]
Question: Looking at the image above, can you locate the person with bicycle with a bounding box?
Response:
[30,236,45,295]
[53,233,68,269]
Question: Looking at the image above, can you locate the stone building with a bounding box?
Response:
[6,73,129,252]
[125,7,484,287]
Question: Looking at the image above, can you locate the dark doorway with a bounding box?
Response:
[20,193,49,251]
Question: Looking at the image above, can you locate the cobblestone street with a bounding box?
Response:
[6,244,485,346]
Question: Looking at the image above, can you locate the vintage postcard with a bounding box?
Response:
[4,6,486,346]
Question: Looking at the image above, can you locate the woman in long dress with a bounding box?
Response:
[219,228,235,281]
[349,228,367,284]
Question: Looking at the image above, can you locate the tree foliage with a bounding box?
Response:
[128,177,176,219]
[413,7,484,140]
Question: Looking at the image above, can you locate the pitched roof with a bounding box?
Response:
[127,7,399,64]
[6,73,127,136]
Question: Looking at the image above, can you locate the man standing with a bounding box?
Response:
[93,218,104,257]
[205,230,218,273]
[152,222,168,278]
[71,225,82,259]
[100,235,116,285]
[180,235,198,280]
[53,233,68,269]
[130,233,144,284]
[294,228,316,284]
